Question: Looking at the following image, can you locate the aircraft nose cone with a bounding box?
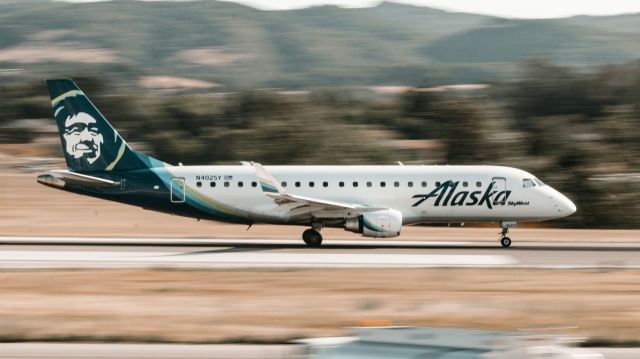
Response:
[558,195,577,215]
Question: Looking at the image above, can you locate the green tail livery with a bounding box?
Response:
[39,79,250,224]
[48,79,156,172]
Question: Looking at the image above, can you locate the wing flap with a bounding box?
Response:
[268,192,359,210]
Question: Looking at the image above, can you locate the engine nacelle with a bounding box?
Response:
[344,209,402,238]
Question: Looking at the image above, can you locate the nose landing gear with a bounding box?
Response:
[500,234,512,248]
[499,221,516,248]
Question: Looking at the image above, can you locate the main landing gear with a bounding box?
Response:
[499,221,516,248]
[302,228,323,247]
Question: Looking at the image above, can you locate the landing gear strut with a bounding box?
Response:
[499,221,516,248]
[302,228,323,247]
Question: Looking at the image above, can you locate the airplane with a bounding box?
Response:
[37,79,576,247]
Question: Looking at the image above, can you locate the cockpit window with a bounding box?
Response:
[523,178,536,188]
[534,178,546,186]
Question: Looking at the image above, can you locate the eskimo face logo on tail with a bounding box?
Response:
[63,112,103,164]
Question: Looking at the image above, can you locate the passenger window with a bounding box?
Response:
[323,181,328,187]
[394,181,399,187]
[408,181,413,187]
[353,181,358,187]
[523,178,535,188]
[366,181,372,187]
[339,181,344,187]
[238,181,243,187]
[295,181,301,187]
[462,181,468,187]
[281,181,287,187]
[251,181,257,187]
[436,181,441,187]
[421,181,427,187]
[210,182,216,187]
[224,181,229,187]
[380,181,386,187]
[196,181,202,187]
[476,181,482,187]
[309,181,315,187]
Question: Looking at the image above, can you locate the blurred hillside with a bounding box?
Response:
[3,60,640,228]
[0,0,639,228]
[0,0,639,87]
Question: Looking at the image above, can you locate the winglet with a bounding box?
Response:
[252,162,364,211]
[252,162,285,194]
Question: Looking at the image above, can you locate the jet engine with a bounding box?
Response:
[344,209,402,238]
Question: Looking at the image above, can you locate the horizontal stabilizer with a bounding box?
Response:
[37,170,118,188]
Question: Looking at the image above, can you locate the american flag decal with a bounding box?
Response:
[224,175,233,180]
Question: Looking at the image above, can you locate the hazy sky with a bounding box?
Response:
[61,0,640,19]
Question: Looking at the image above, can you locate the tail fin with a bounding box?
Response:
[47,79,157,172]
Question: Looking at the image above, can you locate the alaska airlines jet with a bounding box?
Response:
[38,79,576,247]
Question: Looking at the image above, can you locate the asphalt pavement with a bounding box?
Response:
[1,236,640,269]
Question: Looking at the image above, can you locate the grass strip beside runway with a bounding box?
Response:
[0,267,638,343]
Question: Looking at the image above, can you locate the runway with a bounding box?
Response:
[2,236,640,269]
[0,343,298,359]
[0,343,636,359]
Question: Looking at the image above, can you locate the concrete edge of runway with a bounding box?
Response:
[2,236,640,250]
[1,236,640,269]
[0,343,638,359]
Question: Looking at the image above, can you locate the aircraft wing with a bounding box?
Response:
[252,162,364,212]
[271,192,360,210]
[37,169,119,188]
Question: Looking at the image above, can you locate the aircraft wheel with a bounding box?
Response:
[302,229,323,247]
[500,236,512,248]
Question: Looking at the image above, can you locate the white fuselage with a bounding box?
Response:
[156,164,576,226]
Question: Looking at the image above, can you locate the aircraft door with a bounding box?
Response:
[492,177,507,206]
[170,177,186,203]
